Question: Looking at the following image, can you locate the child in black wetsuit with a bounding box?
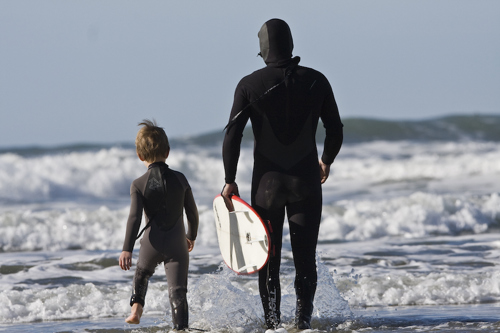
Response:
[119,119,199,330]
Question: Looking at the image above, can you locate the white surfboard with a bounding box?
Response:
[213,194,271,275]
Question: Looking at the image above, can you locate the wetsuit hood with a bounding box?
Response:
[258,19,294,64]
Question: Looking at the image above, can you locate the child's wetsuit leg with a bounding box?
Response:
[164,253,189,330]
[131,236,165,307]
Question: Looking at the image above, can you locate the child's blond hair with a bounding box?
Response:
[135,119,170,162]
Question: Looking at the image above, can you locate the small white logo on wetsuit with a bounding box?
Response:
[148,178,162,190]
[268,289,279,326]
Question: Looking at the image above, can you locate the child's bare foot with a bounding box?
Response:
[125,303,143,324]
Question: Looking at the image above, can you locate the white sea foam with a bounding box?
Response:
[319,231,500,308]
[320,192,500,242]
[0,141,498,252]
[0,148,141,203]
[0,282,130,323]
[1,192,498,253]
[1,140,500,330]
[0,257,351,327]
[0,206,130,252]
[0,204,221,252]
[339,270,500,307]
[1,141,499,205]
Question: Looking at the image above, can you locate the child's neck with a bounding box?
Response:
[144,158,166,168]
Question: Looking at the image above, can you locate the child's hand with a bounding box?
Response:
[187,238,195,252]
[119,251,133,270]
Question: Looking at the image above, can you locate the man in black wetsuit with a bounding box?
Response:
[222,19,343,331]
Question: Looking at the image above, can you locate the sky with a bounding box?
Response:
[1,1,499,148]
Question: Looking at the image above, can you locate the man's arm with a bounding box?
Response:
[222,82,251,184]
[222,81,250,209]
[319,81,343,168]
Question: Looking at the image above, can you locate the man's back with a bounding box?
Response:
[224,59,342,176]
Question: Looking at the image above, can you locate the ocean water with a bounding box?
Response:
[1,117,500,332]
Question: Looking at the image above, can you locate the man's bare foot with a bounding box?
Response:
[125,303,143,324]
